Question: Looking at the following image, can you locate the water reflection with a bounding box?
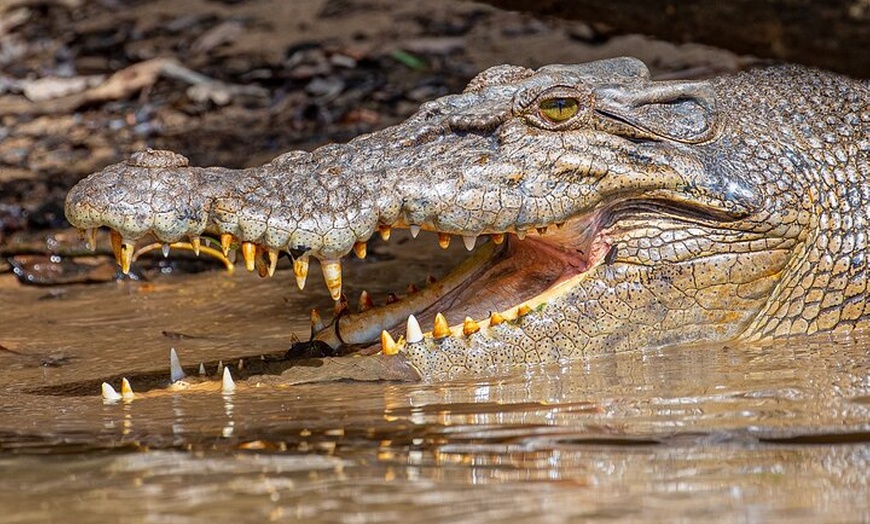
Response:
[0,242,868,522]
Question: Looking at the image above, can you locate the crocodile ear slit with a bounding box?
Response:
[593,80,718,143]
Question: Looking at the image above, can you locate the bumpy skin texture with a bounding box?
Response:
[66,57,869,376]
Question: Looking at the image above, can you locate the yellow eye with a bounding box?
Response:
[539,98,579,123]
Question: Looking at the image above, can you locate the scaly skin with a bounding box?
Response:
[65,57,869,377]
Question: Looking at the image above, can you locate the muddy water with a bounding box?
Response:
[0,234,868,523]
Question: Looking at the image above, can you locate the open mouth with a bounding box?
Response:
[312,211,613,354]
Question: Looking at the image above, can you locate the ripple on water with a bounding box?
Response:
[0,250,869,522]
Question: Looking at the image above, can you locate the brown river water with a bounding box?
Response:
[0,232,868,523]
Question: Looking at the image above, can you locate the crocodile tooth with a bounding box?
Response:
[379,225,391,241]
[190,236,201,256]
[217,360,224,376]
[121,377,134,400]
[516,230,527,240]
[536,226,548,235]
[407,283,419,294]
[101,382,122,401]
[358,290,374,312]
[170,348,185,383]
[410,225,421,238]
[462,235,477,251]
[109,229,122,264]
[438,233,451,249]
[198,363,206,376]
[433,313,450,339]
[555,222,565,229]
[463,317,480,336]
[490,311,505,326]
[120,241,135,274]
[491,233,505,245]
[311,309,324,332]
[241,242,257,272]
[381,330,398,355]
[220,233,233,256]
[267,248,279,277]
[406,314,423,344]
[517,304,532,317]
[426,274,437,286]
[353,241,367,259]
[321,259,342,300]
[238,358,244,371]
[386,292,399,304]
[334,293,349,316]
[161,243,170,257]
[221,366,236,394]
[84,228,97,252]
[293,255,309,290]
[255,248,269,278]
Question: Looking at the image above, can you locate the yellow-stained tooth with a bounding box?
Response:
[463,317,480,336]
[491,233,505,245]
[490,311,505,326]
[433,313,450,339]
[321,259,342,300]
[241,242,257,272]
[110,229,122,265]
[358,290,374,312]
[121,377,134,401]
[353,241,367,259]
[517,304,532,317]
[120,242,134,274]
[438,233,451,249]
[426,274,437,286]
[379,225,392,241]
[536,226,548,235]
[267,248,279,277]
[190,236,201,256]
[407,283,419,294]
[255,247,270,278]
[381,330,398,355]
[293,255,309,290]
[220,233,233,256]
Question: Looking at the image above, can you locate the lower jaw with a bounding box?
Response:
[314,235,585,351]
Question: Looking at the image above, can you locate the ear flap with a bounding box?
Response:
[593,80,717,143]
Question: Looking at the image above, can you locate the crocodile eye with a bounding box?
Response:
[539,98,579,123]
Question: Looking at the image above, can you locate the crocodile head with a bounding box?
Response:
[65,57,867,376]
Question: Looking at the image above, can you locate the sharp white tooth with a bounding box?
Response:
[410,225,421,238]
[321,259,342,301]
[406,314,423,344]
[101,382,122,401]
[121,378,134,401]
[199,363,206,376]
[161,243,170,257]
[222,366,237,394]
[462,235,476,251]
[170,347,185,383]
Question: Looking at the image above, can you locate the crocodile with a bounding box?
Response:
[65,57,869,377]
